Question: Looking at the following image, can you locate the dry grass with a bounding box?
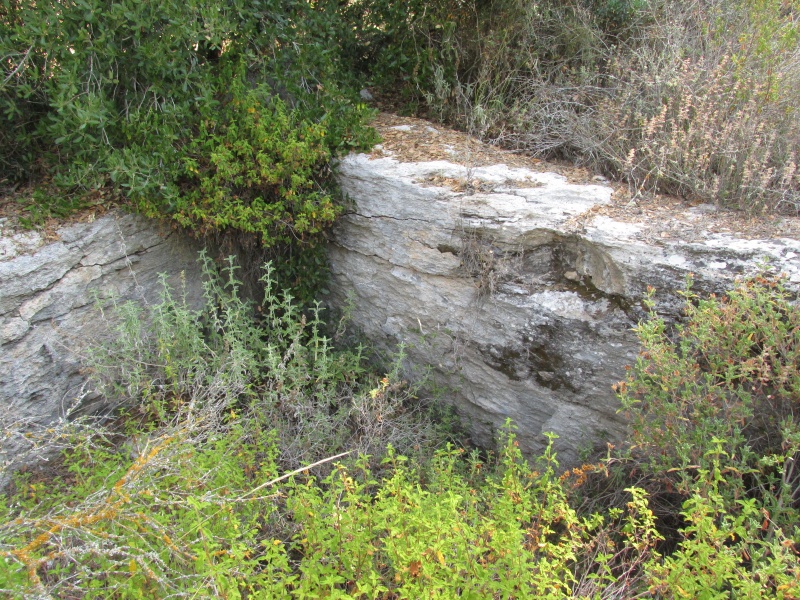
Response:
[407,0,800,214]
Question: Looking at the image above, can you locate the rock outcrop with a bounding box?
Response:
[3,128,799,475]
[0,211,204,477]
[328,153,800,464]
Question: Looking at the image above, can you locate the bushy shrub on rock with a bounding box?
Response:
[1,0,377,245]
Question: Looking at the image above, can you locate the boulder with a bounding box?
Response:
[328,153,800,464]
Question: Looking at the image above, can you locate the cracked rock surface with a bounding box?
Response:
[0,211,204,479]
[328,153,800,464]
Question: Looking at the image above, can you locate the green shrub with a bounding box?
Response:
[0,418,657,598]
[337,0,459,102]
[646,471,800,599]
[590,0,648,32]
[9,410,794,598]
[3,264,800,597]
[168,83,334,243]
[1,0,378,248]
[618,272,800,533]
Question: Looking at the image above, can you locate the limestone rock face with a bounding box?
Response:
[329,154,800,464]
[0,212,204,476]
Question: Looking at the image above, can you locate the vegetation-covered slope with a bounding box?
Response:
[361,0,800,212]
[2,1,799,596]
[1,0,378,299]
[1,260,798,598]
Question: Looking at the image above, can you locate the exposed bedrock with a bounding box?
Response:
[0,212,205,478]
[328,154,800,464]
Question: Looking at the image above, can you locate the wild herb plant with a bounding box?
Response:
[617,273,800,532]
[88,252,438,471]
[8,411,794,597]
[360,0,800,212]
[2,264,800,596]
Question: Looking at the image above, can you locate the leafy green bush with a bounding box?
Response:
[169,83,334,242]
[1,0,378,246]
[0,417,650,598]
[590,0,647,32]
[5,419,796,597]
[337,0,459,103]
[646,468,800,599]
[618,272,800,533]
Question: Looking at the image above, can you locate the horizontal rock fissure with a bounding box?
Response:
[346,211,436,224]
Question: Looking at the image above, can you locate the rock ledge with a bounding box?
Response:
[329,153,800,463]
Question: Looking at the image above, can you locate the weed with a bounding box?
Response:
[457,229,520,301]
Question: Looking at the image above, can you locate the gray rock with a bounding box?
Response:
[329,154,800,465]
[0,211,205,483]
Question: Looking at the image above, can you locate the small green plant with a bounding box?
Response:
[13,186,94,229]
[3,258,800,596]
[90,252,435,469]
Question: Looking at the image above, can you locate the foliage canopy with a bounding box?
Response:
[1,0,377,249]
